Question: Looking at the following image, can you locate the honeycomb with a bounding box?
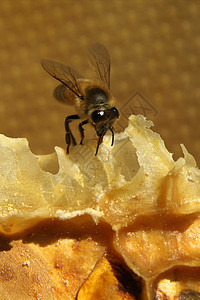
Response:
[0,115,200,299]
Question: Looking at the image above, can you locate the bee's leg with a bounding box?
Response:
[78,120,89,145]
[65,115,80,154]
[109,127,114,146]
[95,132,105,156]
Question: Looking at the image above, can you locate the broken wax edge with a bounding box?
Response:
[1,114,200,299]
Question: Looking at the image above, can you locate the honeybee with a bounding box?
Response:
[41,43,119,155]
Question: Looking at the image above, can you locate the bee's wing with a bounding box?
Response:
[41,59,83,99]
[88,43,111,90]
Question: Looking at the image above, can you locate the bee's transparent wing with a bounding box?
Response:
[88,43,111,89]
[41,59,83,100]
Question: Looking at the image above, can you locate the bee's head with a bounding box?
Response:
[91,107,119,136]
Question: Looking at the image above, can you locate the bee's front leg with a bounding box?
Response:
[78,120,89,145]
[65,115,80,154]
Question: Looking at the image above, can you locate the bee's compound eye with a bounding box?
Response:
[110,107,119,119]
[91,110,105,123]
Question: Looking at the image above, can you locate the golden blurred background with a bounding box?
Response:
[0,0,199,165]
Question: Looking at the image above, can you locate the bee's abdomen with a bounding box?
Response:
[53,84,67,103]
[53,84,76,105]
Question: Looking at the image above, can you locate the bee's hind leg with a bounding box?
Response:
[65,115,80,154]
[78,120,89,145]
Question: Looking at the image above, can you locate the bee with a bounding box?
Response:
[41,43,119,155]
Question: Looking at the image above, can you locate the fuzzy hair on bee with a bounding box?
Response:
[41,43,119,155]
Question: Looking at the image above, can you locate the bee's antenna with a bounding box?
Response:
[109,127,114,146]
[95,137,101,156]
[95,131,105,155]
